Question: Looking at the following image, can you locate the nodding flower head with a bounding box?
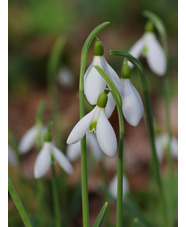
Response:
[18,125,46,154]
[67,92,117,157]
[34,128,73,179]
[124,21,166,76]
[84,38,122,106]
[120,63,144,126]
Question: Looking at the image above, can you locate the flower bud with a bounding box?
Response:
[94,39,104,56]
[97,92,108,108]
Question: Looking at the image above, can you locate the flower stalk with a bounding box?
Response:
[78,22,110,227]
[94,65,124,227]
[143,11,175,226]
[110,50,168,226]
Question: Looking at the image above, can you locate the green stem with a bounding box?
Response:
[143,11,175,226]
[8,177,32,227]
[110,50,168,226]
[47,36,66,150]
[51,164,61,227]
[79,21,110,227]
[94,65,124,227]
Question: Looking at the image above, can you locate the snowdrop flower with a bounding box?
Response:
[8,145,18,166]
[18,125,46,154]
[84,39,122,117]
[120,63,144,126]
[57,66,74,87]
[155,133,178,162]
[67,92,117,157]
[109,175,129,200]
[34,129,73,179]
[67,132,102,161]
[124,21,166,76]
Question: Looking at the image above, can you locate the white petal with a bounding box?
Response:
[67,108,96,144]
[8,145,18,165]
[66,141,81,161]
[109,175,129,200]
[18,126,38,154]
[57,66,74,87]
[87,132,103,161]
[52,146,73,174]
[124,35,146,68]
[146,33,166,76]
[121,79,144,126]
[104,57,122,94]
[105,92,116,118]
[155,135,166,162]
[84,56,106,105]
[171,136,178,159]
[96,109,117,156]
[34,142,51,178]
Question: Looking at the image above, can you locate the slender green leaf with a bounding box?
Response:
[8,177,32,227]
[93,202,108,227]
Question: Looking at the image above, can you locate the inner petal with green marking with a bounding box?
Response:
[89,121,97,132]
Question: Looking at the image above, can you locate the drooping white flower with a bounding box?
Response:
[57,66,74,87]
[124,22,166,76]
[18,125,46,154]
[66,132,102,161]
[8,145,18,166]
[67,93,117,157]
[34,141,73,178]
[84,39,122,114]
[155,133,178,162]
[120,64,144,126]
[109,174,129,200]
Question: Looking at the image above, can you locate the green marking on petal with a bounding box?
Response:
[51,153,56,163]
[89,121,97,132]
[142,46,148,56]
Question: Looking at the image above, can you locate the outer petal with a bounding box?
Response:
[52,146,73,174]
[34,142,51,178]
[171,136,178,159]
[146,33,166,76]
[104,57,122,94]
[105,92,116,118]
[18,126,38,154]
[96,109,117,156]
[84,56,106,105]
[66,141,81,161]
[121,79,144,126]
[8,145,18,166]
[109,175,129,200]
[155,135,166,162]
[57,66,74,87]
[67,108,96,144]
[124,35,146,68]
[88,132,103,161]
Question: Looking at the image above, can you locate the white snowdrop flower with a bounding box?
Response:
[120,63,144,126]
[67,92,117,157]
[8,145,18,166]
[155,133,178,162]
[57,66,74,87]
[84,39,122,111]
[124,21,166,76]
[109,175,129,200]
[34,130,73,178]
[67,132,102,161]
[18,125,46,154]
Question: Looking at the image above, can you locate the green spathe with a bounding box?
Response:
[94,39,104,56]
[97,92,108,108]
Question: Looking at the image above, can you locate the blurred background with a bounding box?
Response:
[8,0,178,226]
